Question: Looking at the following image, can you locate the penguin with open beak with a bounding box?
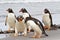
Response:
[19,8,48,38]
[42,8,53,30]
[14,16,27,36]
[5,8,16,32]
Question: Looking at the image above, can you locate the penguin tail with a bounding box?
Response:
[57,27,60,29]
[51,24,60,30]
[39,21,48,36]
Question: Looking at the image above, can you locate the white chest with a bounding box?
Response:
[42,14,50,21]
[15,20,26,32]
[7,13,16,22]
[7,13,16,27]
[42,14,51,26]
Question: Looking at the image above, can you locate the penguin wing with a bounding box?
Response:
[49,14,53,26]
[14,15,16,23]
[42,15,45,24]
[5,16,8,25]
[42,19,44,24]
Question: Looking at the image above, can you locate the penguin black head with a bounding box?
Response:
[19,8,28,13]
[44,8,50,14]
[6,8,14,13]
[16,16,24,22]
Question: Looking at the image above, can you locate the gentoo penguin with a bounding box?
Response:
[5,8,16,32]
[25,17,42,38]
[19,8,32,32]
[14,16,27,36]
[42,8,53,30]
[19,8,48,38]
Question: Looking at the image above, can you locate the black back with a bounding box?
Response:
[25,17,48,36]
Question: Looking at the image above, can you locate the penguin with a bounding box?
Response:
[19,8,48,38]
[5,8,16,32]
[19,8,32,32]
[42,8,53,30]
[25,17,42,38]
[14,16,27,36]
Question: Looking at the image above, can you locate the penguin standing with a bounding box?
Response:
[42,8,53,30]
[19,8,48,38]
[5,8,16,32]
[14,16,27,36]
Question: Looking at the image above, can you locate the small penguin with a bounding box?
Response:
[19,8,48,38]
[14,16,27,36]
[5,8,16,32]
[42,8,53,30]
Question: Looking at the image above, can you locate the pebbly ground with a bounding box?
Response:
[0,29,60,40]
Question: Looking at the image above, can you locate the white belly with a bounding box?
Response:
[15,20,26,32]
[7,13,16,28]
[42,14,51,26]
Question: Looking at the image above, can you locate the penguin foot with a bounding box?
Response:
[44,26,50,31]
[23,33,27,37]
[47,28,50,31]
[31,35,36,38]
[44,26,48,30]
[14,33,18,37]
[7,29,10,32]
[47,27,50,31]
[31,35,41,38]
[35,35,41,38]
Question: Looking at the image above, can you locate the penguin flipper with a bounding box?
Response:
[39,21,48,36]
[5,16,8,26]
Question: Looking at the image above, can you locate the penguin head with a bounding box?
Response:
[19,8,28,13]
[44,8,50,14]
[6,8,14,13]
[16,16,24,22]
